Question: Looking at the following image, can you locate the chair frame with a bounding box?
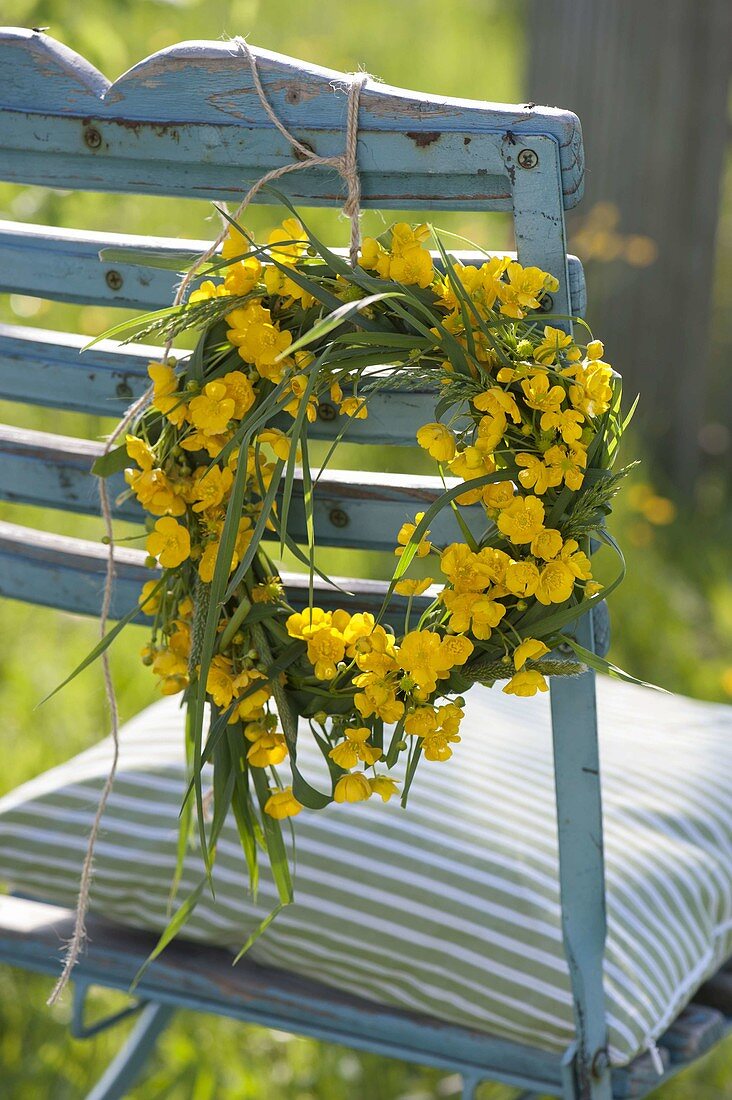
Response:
[0,28,728,1100]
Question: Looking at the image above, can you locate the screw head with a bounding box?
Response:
[517,147,539,170]
[115,380,133,400]
[83,125,102,150]
[591,1049,610,1078]
[317,401,337,422]
[105,269,124,291]
[329,507,349,529]
[541,293,554,312]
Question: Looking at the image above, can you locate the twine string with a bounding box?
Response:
[48,38,367,1003]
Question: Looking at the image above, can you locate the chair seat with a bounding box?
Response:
[0,676,730,1068]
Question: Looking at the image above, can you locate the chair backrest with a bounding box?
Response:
[0,29,613,1099]
[0,27,586,621]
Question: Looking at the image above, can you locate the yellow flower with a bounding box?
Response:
[359,237,391,278]
[329,726,382,770]
[544,445,586,491]
[306,624,347,680]
[585,580,604,598]
[534,326,574,364]
[125,434,155,471]
[586,340,604,361]
[450,446,495,481]
[531,528,564,561]
[138,580,161,615]
[404,705,439,737]
[188,279,228,304]
[354,675,404,723]
[221,370,255,419]
[221,224,250,262]
[368,775,400,802]
[482,480,515,510]
[146,517,190,568]
[188,381,235,437]
[389,242,434,288]
[206,655,236,707]
[475,413,507,455]
[264,787,303,819]
[283,373,318,421]
[521,373,566,414]
[395,512,432,558]
[497,495,545,544]
[560,538,593,579]
[440,543,495,592]
[516,452,562,495]
[268,217,307,264]
[224,256,262,296]
[535,561,576,605]
[148,361,188,425]
[246,730,288,768]
[257,427,291,461]
[473,387,521,424]
[504,560,540,597]
[503,670,549,696]
[568,361,613,417]
[496,262,558,319]
[351,626,398,676]
[513,638,550,670]
[398,630,455,692]
[333,773,373,804]
[540,407,584,444]
[286,607,331,640]
[422,730,461,762]
[440,633,474,668]
[339,395,368,419]
[189,464,234,514]
[394,577,433,597]
[416,422,456,463]
[441,591,506,639]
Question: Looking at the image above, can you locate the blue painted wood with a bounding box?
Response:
[85,1002,175,1100]
[0,220,587,315]
[0,324,439,444]
[0,30,584,210]
[0,424,485,552]
[1,898,728,1100]
[0,520,430,623]
[550,614,611,1100]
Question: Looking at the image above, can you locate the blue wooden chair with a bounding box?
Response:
[0,28,730,1100]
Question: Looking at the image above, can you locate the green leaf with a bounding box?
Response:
[91,443,129,478]
[558,635,668,692]
[132,880,206,988]
[278,292,405,360]
[251,767,294,905]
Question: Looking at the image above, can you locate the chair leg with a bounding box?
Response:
[84,1001,175,1100]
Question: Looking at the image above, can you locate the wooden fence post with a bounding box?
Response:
[528,0,731,493]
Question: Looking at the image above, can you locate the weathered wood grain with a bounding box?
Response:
[0,424,484,551]
[0,519,432,623]
[0,220,587,314]
[0,30,584,210]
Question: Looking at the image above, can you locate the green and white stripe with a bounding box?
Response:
[1,677,730,1066]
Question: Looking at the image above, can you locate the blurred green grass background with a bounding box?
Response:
[0,0,730,1096]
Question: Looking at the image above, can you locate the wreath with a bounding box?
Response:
[55,194,637,960]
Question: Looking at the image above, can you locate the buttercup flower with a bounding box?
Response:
[146,517,191,568]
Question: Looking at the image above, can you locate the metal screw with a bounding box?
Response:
[591,1049,610,1078]
[115,381,133,400]
[541,293,554,312]
[105,270,124,291]
[317,401,337,422]
[558,640,575,655]
[294,139,315,162]
[83,126,102,150]
[517,147,539,170]
[329,507,349,529]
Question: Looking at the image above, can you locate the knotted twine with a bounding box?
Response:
[48,38,369,1004]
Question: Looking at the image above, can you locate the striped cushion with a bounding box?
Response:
[1,677,730,1066]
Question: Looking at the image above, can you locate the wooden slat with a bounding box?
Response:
[0,220,587,315]
[0,31,583,211]
[0,520,429,623]
[0,324,438,443]
[0,424,484,551]
[0,896,564,1096]
[0,896,728,1099]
